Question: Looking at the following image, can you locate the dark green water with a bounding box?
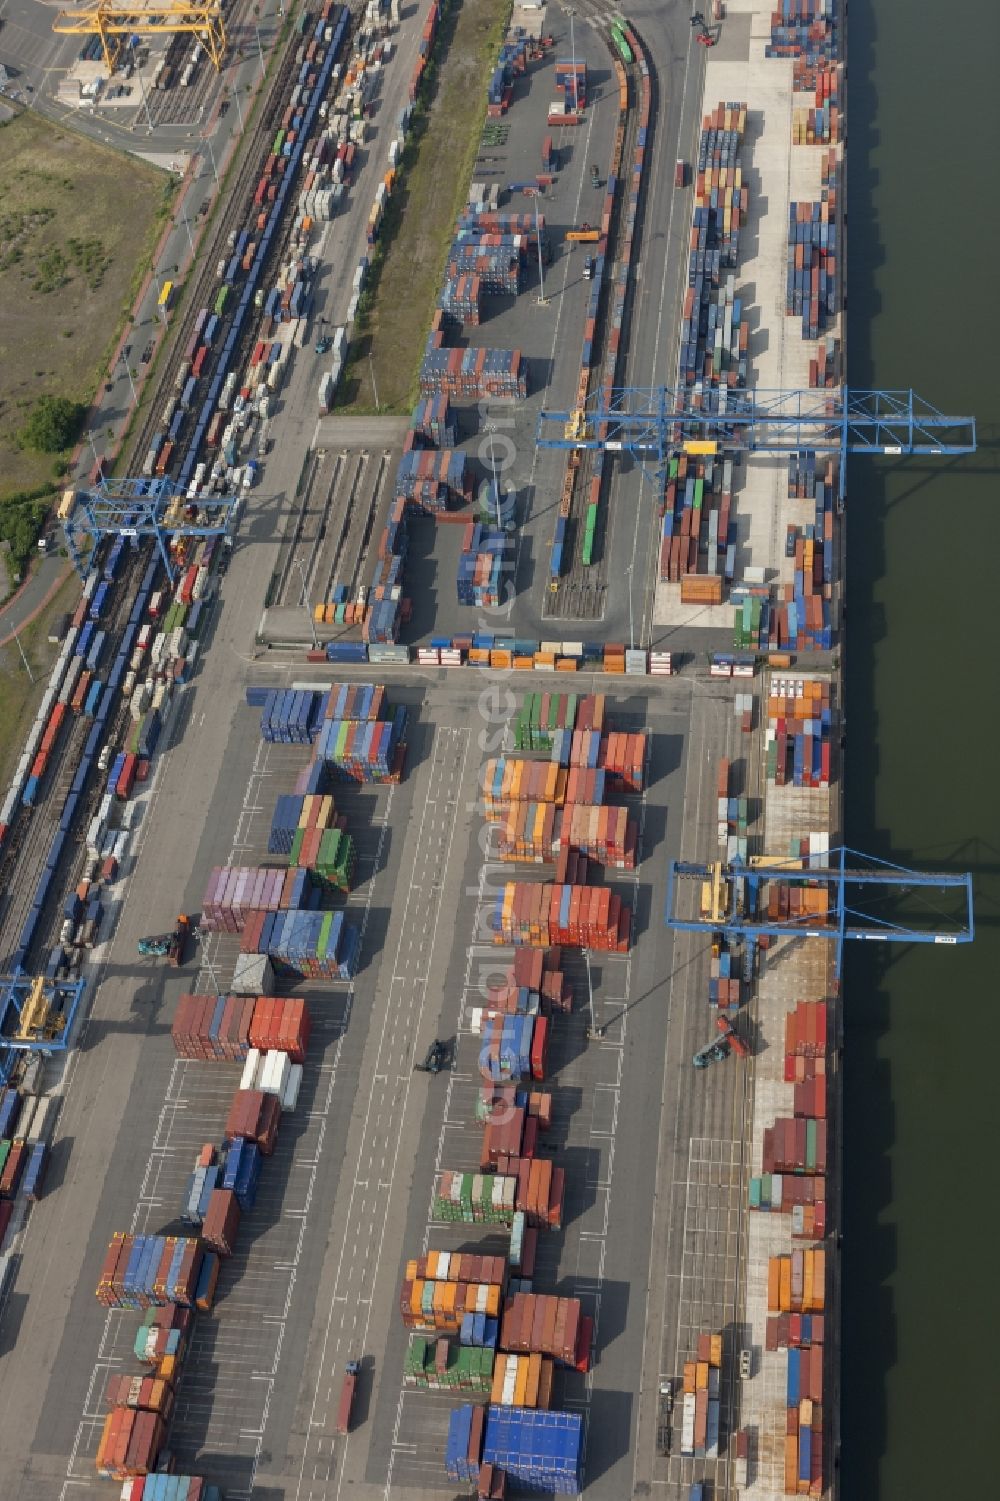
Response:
[843,0,1000,1494]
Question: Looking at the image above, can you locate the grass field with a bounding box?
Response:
[0,112,168,504]
[0,569,78,787]
[341,0,511,412]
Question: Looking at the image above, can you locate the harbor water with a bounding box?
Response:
[843,0,1000,1494]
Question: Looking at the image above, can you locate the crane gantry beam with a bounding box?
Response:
[53,2,226,74]
[537,387,977,498]
[60,476,240,585]
[664,847,974,984]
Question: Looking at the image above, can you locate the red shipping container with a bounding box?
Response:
[529,1016,548,1081]
[202,1188,240,1257]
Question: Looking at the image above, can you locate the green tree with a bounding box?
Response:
[19,395,86,454]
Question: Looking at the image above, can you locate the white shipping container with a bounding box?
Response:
[232,953,275,997]
[281,1064,303,1112]
[680,1392,697,1455]
[59,657,83,706]
[240,1048,262,1092]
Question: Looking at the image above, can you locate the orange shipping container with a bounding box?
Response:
[780,1258,792,1312]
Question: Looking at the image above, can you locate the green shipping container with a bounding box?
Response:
[317,911,333,958]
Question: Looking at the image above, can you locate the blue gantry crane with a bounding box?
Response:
[0,975,87,1082]
[537,387,977,498]
[59,476,240,585]
[664,847,974,986]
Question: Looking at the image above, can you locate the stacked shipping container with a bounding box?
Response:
[171,994,310,1062]
[492,882,630,952]
[679,1332,723,1458]
[765,677,832,788]
[457,525,511,607]
[445,1405,583,1492]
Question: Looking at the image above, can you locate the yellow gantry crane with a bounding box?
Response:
[53,1,227,74]
[13,978,66,1044]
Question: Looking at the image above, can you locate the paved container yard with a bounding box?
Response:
[0,2,849,1500]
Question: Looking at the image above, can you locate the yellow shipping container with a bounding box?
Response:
[526,1352,541,1408]
[426,1250,439,1280]
[785,1435,798,1494]
[514,1358,529,1408]
[695,1361,709,1391]
[514,655,535,669]
[779,1257,792,1313]
[491,1356,507,1404]
[767,1257,781,1311]
[555,658,577,671]
[682,1361,696,1394]
[709,1334,722,1368]
[406,1259,419,1281]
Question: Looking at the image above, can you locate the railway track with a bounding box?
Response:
[279,445,393,611]
[543,18,651,623]
[0,546,149,972]
[128,32,305,480]
[142,0,261,129]
[0,7,367,995]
